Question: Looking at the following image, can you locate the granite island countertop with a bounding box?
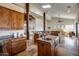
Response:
[37,36,59,45]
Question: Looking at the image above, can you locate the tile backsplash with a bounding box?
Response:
[0,30,25,38]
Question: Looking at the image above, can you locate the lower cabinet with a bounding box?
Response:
[37,40,54,56]
[5,38,26,56]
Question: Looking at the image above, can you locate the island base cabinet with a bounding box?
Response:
[37,40,54,56]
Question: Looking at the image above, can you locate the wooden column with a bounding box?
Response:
[43,12,46,33]
[25,3,29,40]
[43,12,46,39]
[76,22,78,37]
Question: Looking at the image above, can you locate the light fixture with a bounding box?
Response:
[42,4,51,9]
[67,6,71,13]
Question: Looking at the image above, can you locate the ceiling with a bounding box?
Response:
[1,3,79,20]
[31,3,79,19]
[13,3,79,20]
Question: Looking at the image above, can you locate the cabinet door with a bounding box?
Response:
[37,40,51,56]
[13,11,18,29]
[38,41,44,56]
[15,12,24,29]
[10,11,24,29]
[10,11,18,29]
[0,6,10,29]
[0,6,24,29]
[43,42,51,56]
[18,13,24,29]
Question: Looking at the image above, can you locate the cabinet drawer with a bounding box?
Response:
[11,45,26,54]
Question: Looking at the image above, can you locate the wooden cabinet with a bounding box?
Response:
[17,12,24,29]
[5,38,26,55]
[37,40,54,56]
[0,6,11,29]
[10,11,24,29]
[0,6,24,29]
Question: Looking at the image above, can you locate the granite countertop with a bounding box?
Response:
[38,36,58,45]
[0,37,26,45]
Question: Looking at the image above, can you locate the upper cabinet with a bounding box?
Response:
[0,6,24,30]
[10,11,24,29]
[0,6,10,29]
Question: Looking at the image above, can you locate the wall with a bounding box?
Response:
[35,17,43,31]
[29,19,36,31]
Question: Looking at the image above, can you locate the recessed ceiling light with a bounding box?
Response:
[42,4,51,9]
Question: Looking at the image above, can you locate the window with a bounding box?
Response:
[64,24,75,32]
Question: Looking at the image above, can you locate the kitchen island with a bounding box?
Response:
[37,36,79,56]
[37,36,58,56]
